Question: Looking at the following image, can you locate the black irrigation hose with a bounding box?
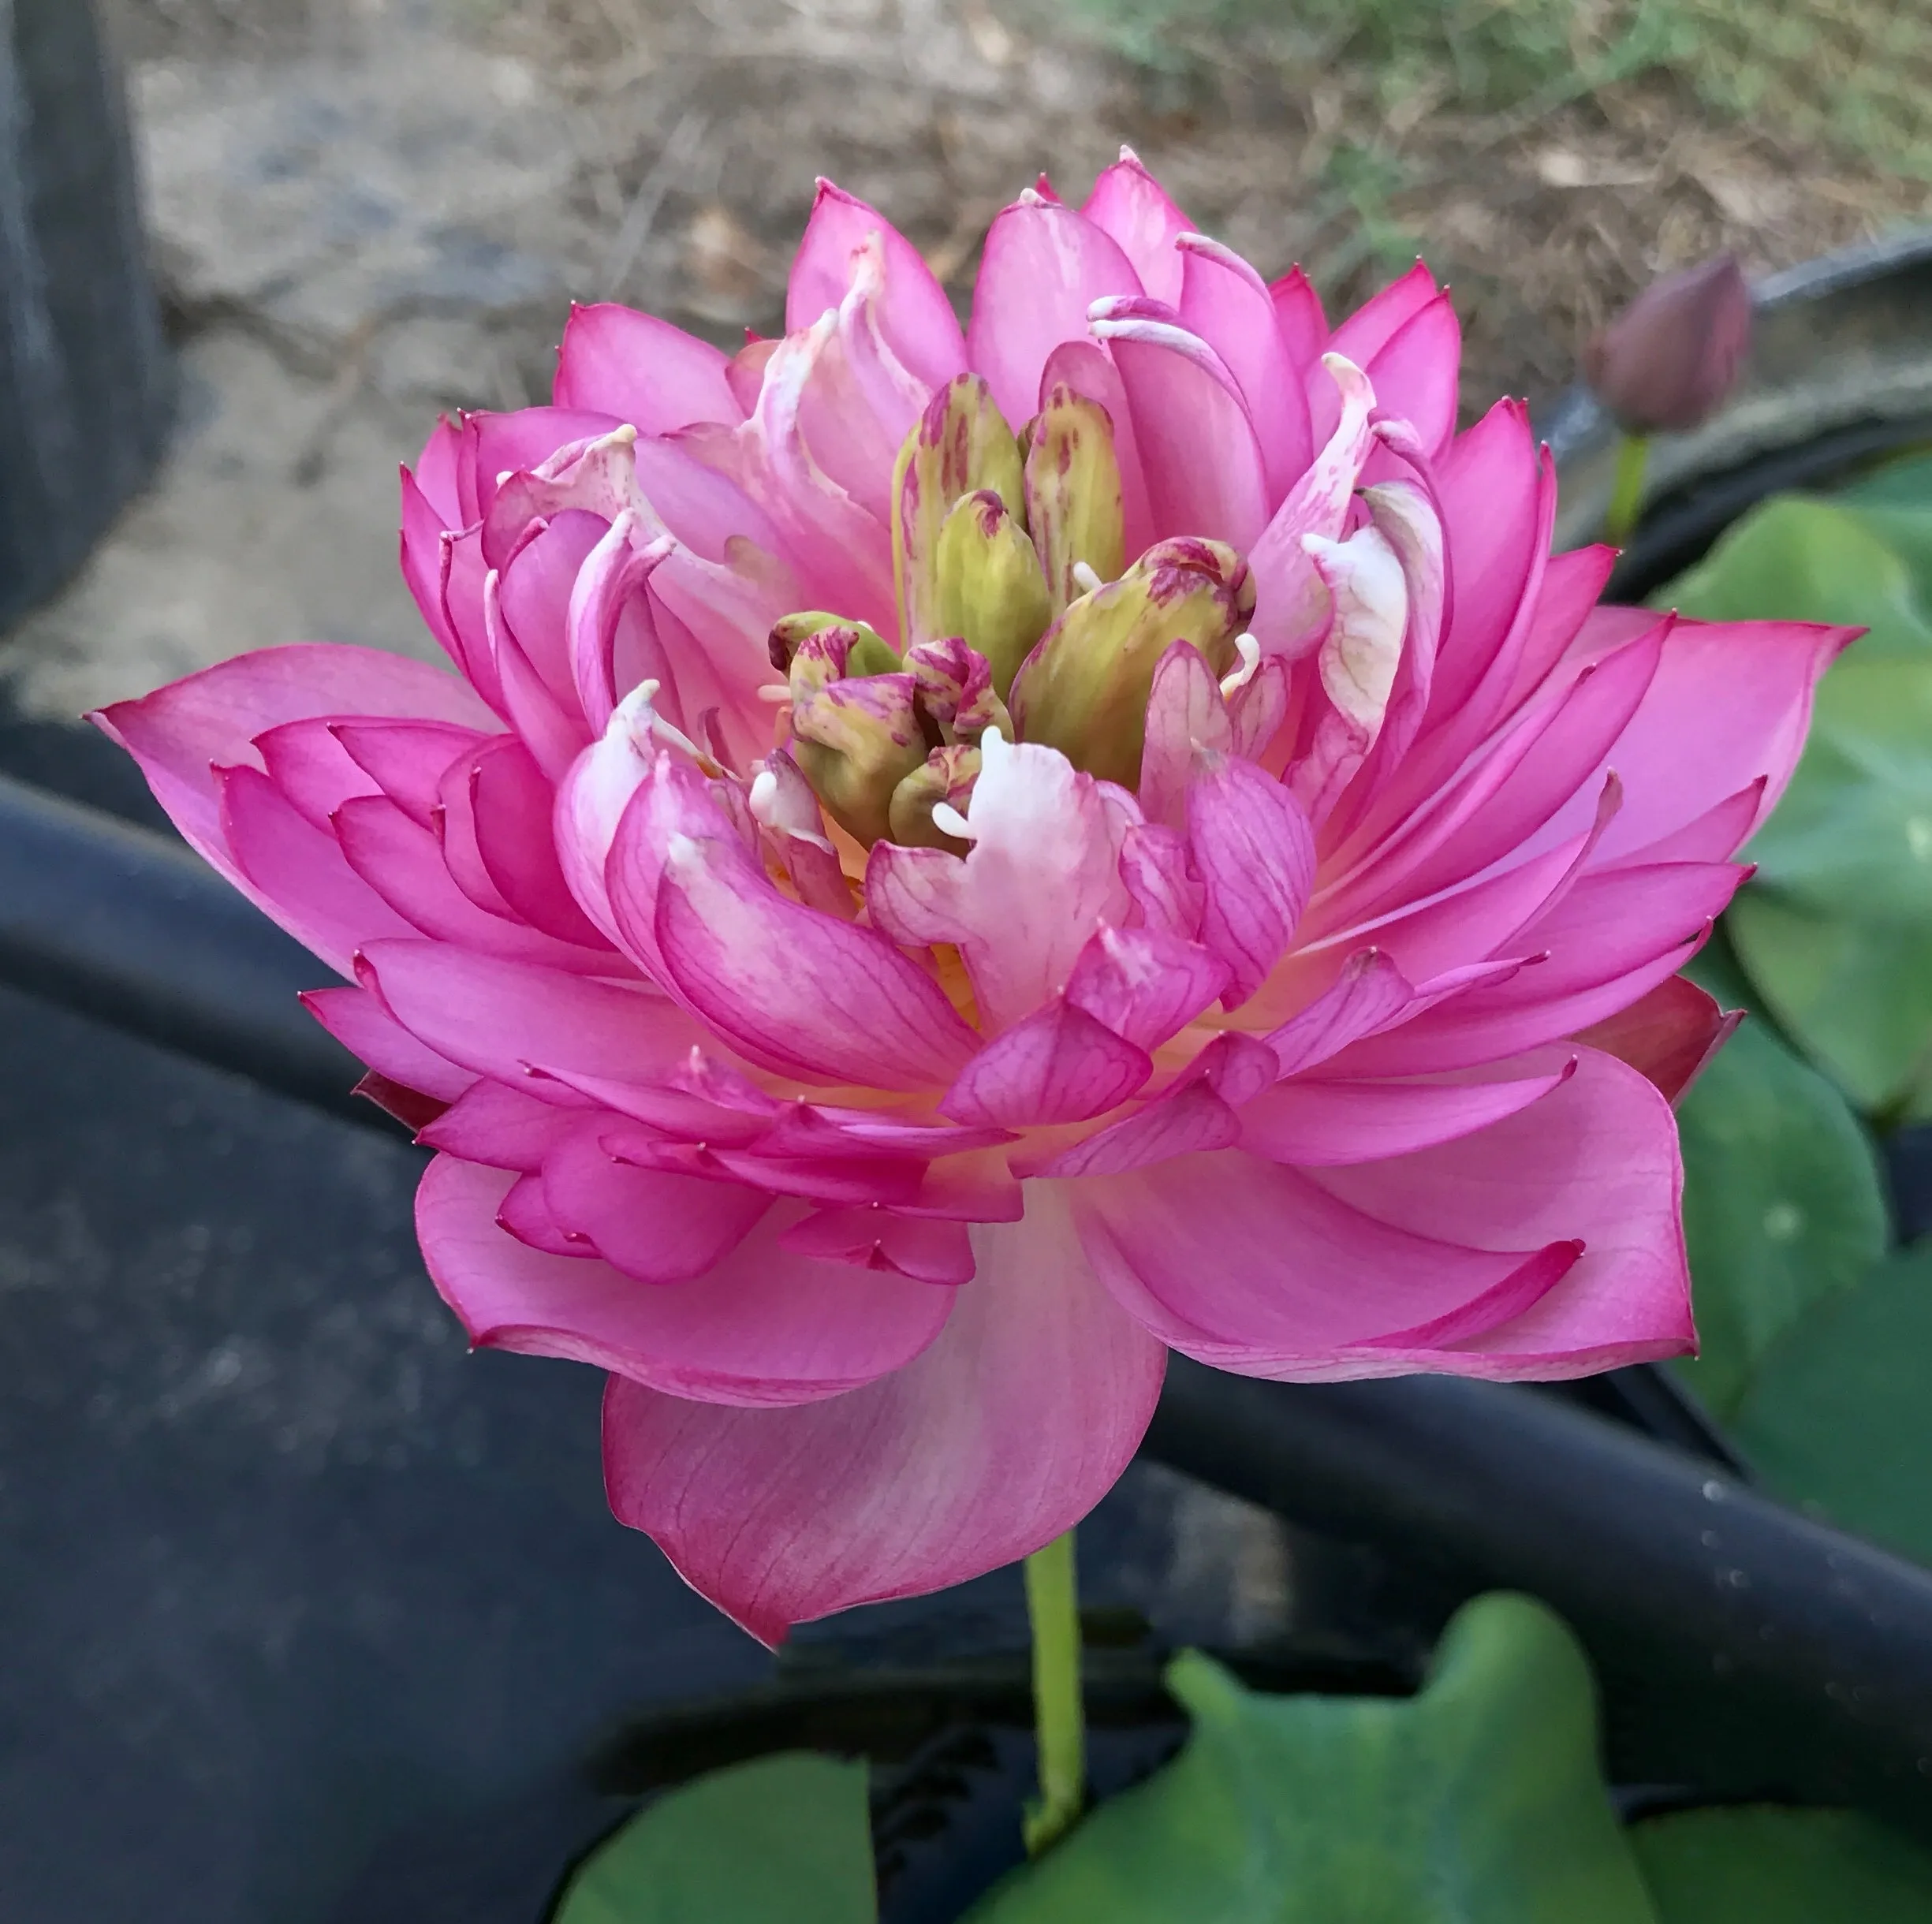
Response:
[0,770,373,1124]
[1147,1359,1932,1838]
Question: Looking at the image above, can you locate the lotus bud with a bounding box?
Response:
[932,490,1054,699]
[1583,254,1752,434]
[887,744,982,854]
[770,612,901,680]
[789,663,929,847]
[1008,551,1244,789]
[1024,385,1126,614]
[893,375,1026,646]
[904,636,1013,746]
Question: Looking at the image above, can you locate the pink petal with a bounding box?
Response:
[1270,265,1327,373]
[1080,151,1192,306]
[616,765,979,1089]
[554,304,746,431]
[1138,639,1231,831]
[602,1191,1166,1642]
[334,793,614,973]
[1119,821,1204,937]
[1528,617,1858,865]
[1312,1046,1693,1374]
[785,180,967,390]
[1072,1143,1580,1378]
[1088,317,1270,549]
[419,1078,580,1169]
[357,937,711,1087]
[779,1205,977,1285]
[540,1125,773,1282]
[255,715,385,830]
[1246,355,1377,658]
[1188,752,1315,1005]
[91,644,498,889]
[420,1154,952,1403]
[330,718,486,830]
[1064,922,1230,1050]
[941,997,1152,1125]
[1239,1061,1574,1165]
[1326,260,1439,374]
[300,983,476,1101]
[216,764,418,975]
[412,416,465,526]
[1177,233,1312,502]
[468,736,613,948]
[867,733,1137,1032]
[968,197,1140,430]
[1504,543,1618,712]
[400,468,464,667]
[1360,290,1460,459]
[1573,974,1738,1104]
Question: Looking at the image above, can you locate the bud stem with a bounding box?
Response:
[1605,431,1651,548]
[1022,1528,1086,1856]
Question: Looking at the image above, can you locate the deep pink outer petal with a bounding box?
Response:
[417,1154,953,1406]
[91,644,498,891]
[1312,1046,1694,1376]
[553,304,745,431]
[602,1190,1166,1644]
[1080,153,1192,305]
[786,181,967,389]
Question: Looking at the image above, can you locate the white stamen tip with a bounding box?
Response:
[1019,185,1047,207]
[748,768,780,823]
[1220,632,1262,696]
[495,470,513,487]
[931,801,975,841]
[1071,560,1105,596]
[755,681,792,703]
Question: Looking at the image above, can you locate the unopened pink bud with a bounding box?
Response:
[1583,255,1751,434]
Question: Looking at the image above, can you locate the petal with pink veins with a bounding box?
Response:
[1064,922,1231,1051]
[554,304,746,431]
[1139,637,1232,833]
[420,1154,952,1404]
[941,997,1152,1126]
[602,1188,1166,1642]
[357,937,711,1088]
[419,1078,581,1169]
[468,736,614,949]
[1573,974,1739,1105]
[621,764,979,1090]
[1188,751,1315,1005]
[867,733,1138,1031]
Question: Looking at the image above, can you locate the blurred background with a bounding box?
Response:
[10,0,1929,718]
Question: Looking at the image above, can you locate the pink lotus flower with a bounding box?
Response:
[97,154,1848,1646]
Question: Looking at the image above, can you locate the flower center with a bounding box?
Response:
[771,374,1255,848]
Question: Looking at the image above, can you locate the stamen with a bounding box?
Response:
[931,800,977,842]
[748,767,781,824]
[755,682,792,703]
[1220,632,1261,696]
[1071,560,1104,596]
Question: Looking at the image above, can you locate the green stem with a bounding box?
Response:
[1604,431,1650,547]
[1022,1530,1085,1856]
